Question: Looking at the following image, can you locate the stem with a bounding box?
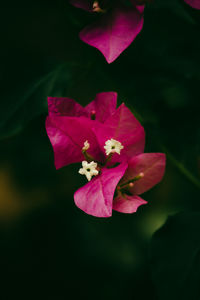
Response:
[161,146,200,189]
[82,150,103,166]
[82,150,94,163]
[119,174,143,189]
[105,153,113,164]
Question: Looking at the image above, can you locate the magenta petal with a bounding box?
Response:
[74,163,128,217]
[94,103,145,162]
[136,5,145,14]
[85,92,117,122]
[48,97,87,117]
[70,0,92,11]
[113,194,147,214]
[46,116,103,169]
[130,1,145,13]
[184,0,200,9]
[122,153,166,195]
[80,6,144,63]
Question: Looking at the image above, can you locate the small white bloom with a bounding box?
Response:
[79,160,99,181]
[104,138,124,156]
[82,140,90,151]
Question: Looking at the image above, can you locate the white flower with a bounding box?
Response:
[79,161,99,181]
[82,140,90,151]
[104,138,124,156]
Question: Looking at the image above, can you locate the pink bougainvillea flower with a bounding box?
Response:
[46,92,165,217]
[74,153,166,217]
[46,92,145,169]
[113,153,166,213]
[70,0,145,63]
[184,0,200,9]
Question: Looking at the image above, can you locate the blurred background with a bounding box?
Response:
[0,0,199,299]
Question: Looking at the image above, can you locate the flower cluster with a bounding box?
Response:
[46,92,166,217]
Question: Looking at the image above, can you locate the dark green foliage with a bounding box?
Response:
[150,212,200,300]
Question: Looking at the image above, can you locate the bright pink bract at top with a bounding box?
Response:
[70,0,144,63]
[46,92,166,217]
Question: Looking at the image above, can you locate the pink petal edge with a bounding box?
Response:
[184,0,200,9]
[85,92,117,123]
[74,162,128,217]
[121,153,166,195]
[47,97,87,117]
[48,92,117,122]
[113,194,147,214]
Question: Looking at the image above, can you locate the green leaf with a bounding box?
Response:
[150,212,200,300]
[0,60,118,140]
[0,65,63,140]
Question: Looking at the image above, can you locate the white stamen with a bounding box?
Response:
[82,140,90,151]
[79,160,99,181]
[104,138,124,156]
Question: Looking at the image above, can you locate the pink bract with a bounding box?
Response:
[94,103,145,162]
[74,163,128,217]
[113,153,166,213]
[70,0,144,63]
[113,194,147,214]
[85,92,117,122]
[47,91,117,121]
[184,0,200,9]
[46,92,145,169]
[46,116,104,168]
